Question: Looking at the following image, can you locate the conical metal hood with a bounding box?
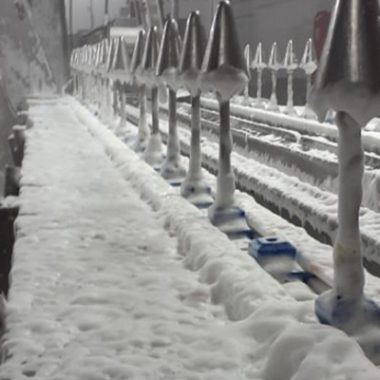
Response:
[96,39,108,74]
[300,38,317,75]
[156,18,182,91]
[178,11,206,96]
[268,42,280,70]
[131,29,146,75]
[283,40,298,70]
[94,42,102,70]
[309,0,380,125]
[109,36,131,82]
[200,1,249,101]
[252,42,266,70]
[138,26,160,88]
[106,38,116,74]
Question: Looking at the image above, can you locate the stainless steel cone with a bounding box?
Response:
[200,1,249,101]
[156,18,182,91]
[138,27,160,88]
[106,38,116,74]
[178,11,206,97]
[268,42,280,70]
[110,37,131,83]
[309,0,380,125]
[252,43,266,70]
[97,39,108,75]
[300,38,317,75]
[282,40,298,71]
[131,30,146,78]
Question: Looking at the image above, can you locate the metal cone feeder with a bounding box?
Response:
[309,0,380,364]
[300,38,318,119]
[109,37,131,132]
[100,38,116,123]
[109,36,131,85]
[131,30,150,153]
[267,42,280,111]
[200,1,250,234]
[156,18,186,184]
[98,39,109,111]
[178,11,212,207]
[140,27,164,169]
[251,42,266,108]
[283,40,298,116]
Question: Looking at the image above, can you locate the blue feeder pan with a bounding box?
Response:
[208,205,254,240]
[209,205,246,226]
[181,184,213,209]
[249,237,297,261]
[315,290,380,361]
[249,237,297,275]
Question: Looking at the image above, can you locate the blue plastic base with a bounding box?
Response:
[181,183,213,209]
[181,183,212,199]
[315,291,380,362]
[208,205,246,227]
[249,237,296,261]
[315,291,380,331]
[249,237,297,276]
[160,165,186,183]
[208,205,254,240]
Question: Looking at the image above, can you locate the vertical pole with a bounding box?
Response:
[334,112,365,300]
[137,85,149,149]
[151,87,159,135]
[171,0,179,20]
[257,69,262,102]
[167,88,180,163]
[189,94,202,179]
[270,70,277,105]
[89,0,95,30]
[119,89,127,129]
[104,0,109,25]
[215,101,235,208]
[69,0,73,51]
[287,71,294,109]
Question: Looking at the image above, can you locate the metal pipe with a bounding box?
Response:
[151,87,159,135]
[334,111,365,300]
[286,71,294,109]
[167,88,180,162]
[188,94,202,179]
[215,100,235,208]
[137,85,149,149]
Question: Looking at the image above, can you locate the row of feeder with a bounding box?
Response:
[70,0,380,364]
[71,2,252,235]
[70,27,320,120]
[244,38,318,118]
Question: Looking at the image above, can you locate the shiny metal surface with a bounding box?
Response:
[105,38,116,74]
[178,11,206,97]
[109,37,131,83]
[200,1,248,102]
[131,30,146,75]
[139,27,160,88]
[309,0,380,125]
[156,18,182,90]
[267,42,279,110]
